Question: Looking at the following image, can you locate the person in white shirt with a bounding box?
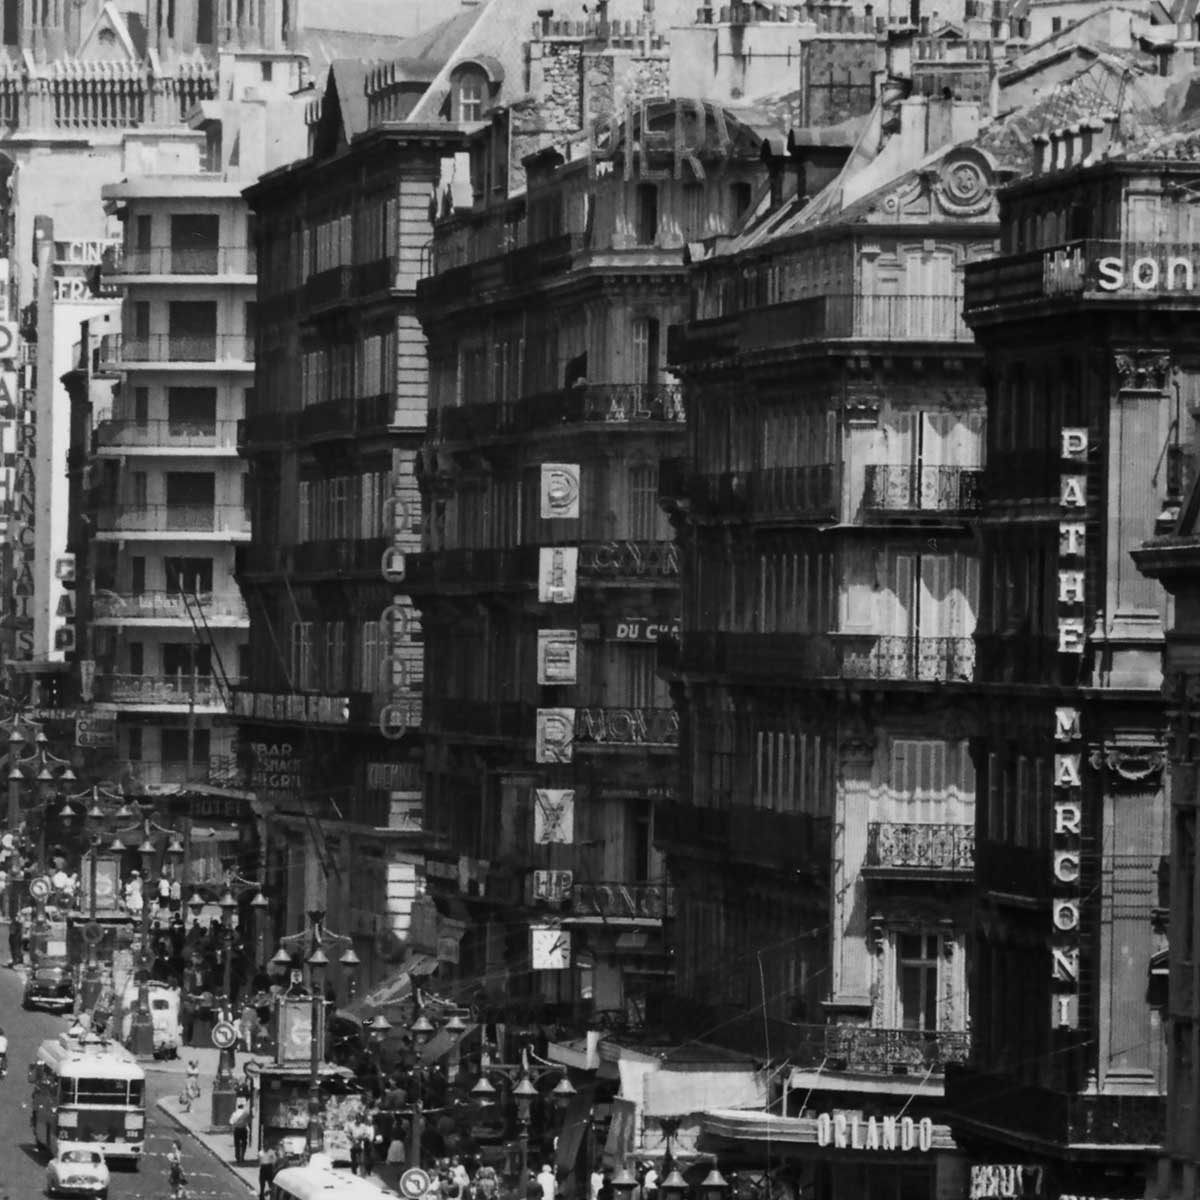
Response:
[538,1164,557,1200]
[0,1025,8,1075]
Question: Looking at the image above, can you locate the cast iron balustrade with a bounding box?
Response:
[236,544,293,577]
[303,265,353,309]
[841,635,975,683]
[676,632,974,684]
[574,706,679,747]
[92,591,248,621]
[94,673,233,706]
[740,293,972,348]
[109,246,254,275]
[95,417,238,451]
[432,383,684,443]
[290,537,391,576]
[787,1024,971,1073]
[964,239,1200,313]
[353,257,395,294]
[866,822,974,873]
[99,333,255,365]
[862,465,982,514]
[94,504,250,535]
[567,881,676,921]
[685,466,839,520]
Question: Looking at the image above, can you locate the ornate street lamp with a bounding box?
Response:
[611,1167,639,1200]
[513,1073,539,1192]
[699,1167,730,1200]
[660,1169,690,1200]
[210,889,242,1128]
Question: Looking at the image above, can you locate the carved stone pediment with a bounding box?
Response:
[1087,742,1165,785]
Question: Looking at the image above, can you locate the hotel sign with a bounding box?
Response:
[814,1113,934,1152]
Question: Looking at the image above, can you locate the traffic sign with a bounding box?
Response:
[28,875,51,901]
[211,1021,238,1051]
[399,1168,432,1198]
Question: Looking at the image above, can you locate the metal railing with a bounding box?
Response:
[94,673,236,706]
[866,822,974,872]
[740,292,974,347]
[788,1024,971,1073]
[842,635,975,683]
[94,504,251,535]
[98,333,255,366]
[108,245,255,275]
[92,591,248,621]
[95,417,240,450]
[863,465,982,513]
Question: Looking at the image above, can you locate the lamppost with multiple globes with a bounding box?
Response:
[472,1049,576,1191]
[272,910,360,1156]
[206,881,269,1128]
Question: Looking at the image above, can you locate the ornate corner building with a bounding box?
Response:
[947,120,1178,1197]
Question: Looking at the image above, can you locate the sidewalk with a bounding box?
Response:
[152,1049,400,1196]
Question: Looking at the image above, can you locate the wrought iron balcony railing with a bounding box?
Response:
[866,822,974,873]
[842,634,975,683]
[432,382,685,443]
[863,465,982,514]
[687,465,840,520]
[94,504,251,535]
[674,633,974,684]
[92,591,248,621]
[95,417,240,451]
[290,537,390,576]
[107,245,255,275]
[238,412,296,450]
[94,673,235,706]
[788,1024,971,1073]
[98,333,255,366]
[297,394,394,442]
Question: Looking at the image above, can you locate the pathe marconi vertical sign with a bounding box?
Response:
[1052,427,1088,1030]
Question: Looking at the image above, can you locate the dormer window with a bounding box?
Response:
[453,69,486,122]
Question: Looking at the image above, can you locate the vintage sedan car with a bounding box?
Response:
[23,964,75,1012]
[45,1148,109,1198]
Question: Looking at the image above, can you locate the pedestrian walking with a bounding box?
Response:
[231,1096,251,1165]
[167,1139,187,1199]
[258,1146,278,1200]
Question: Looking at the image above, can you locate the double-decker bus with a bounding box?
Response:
[29,1030,147,1162]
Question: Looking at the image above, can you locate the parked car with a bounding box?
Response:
[45,1147,109,1198]
[24,964,74,1012]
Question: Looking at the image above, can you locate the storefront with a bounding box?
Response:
[699,1107,964,1200]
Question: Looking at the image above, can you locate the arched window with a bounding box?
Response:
[452,68,487,122]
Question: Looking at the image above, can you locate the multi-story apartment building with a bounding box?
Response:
[85,53,307,886]
[408,87,768,1016]
[658,94,994,1198]
[1134,148,1200,1200]
[945,120,1174,1199]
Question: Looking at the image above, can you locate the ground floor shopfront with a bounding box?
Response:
[699,1106,964,1200]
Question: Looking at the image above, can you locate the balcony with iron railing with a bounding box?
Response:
[862,465,982,516]
[669,632,975,684]
[431,382,686,444]
[965,239,1200,315]
[404,540,679,594]
[290,537,391,577]
[787,1024,971,1074]
[865,822,974,876]
[237,412,296,451]
[93,673,236,707]
[94,416,240,453]
[727,293,974,351]
[92,591,249,623]
[296,394,394,443]
[97,333,255,369]
[105,245,256,277]
[684,465,841,521]
[93,504,251,537]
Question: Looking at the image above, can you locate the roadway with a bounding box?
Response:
[0,963,248,1199]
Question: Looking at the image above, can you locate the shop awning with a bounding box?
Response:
[700,1108,957,1152]
[555,1092,595,1173]
[339,952,440,1022]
